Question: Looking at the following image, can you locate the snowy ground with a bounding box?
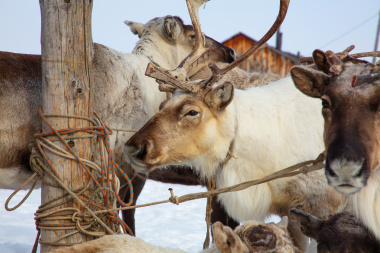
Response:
[0,180,209,253]
[0,179,280,253]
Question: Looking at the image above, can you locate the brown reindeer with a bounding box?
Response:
[123,0,346,251]
[290,47,380,241]
[290,208,380,253]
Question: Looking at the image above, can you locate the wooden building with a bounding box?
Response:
[222,32,300,78]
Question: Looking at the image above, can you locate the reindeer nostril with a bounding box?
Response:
[325,163,338,177]
[353,159,366,178]
[227,49,236,62]
[135,144,147,160]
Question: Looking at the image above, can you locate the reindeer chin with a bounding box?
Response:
[334,184,363,195]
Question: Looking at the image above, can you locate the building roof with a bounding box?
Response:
[222,32,301,64]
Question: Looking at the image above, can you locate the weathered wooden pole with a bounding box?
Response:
[39,0,94,251]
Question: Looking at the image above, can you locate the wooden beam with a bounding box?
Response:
[39,0,94,251]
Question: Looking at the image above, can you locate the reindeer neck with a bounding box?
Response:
[218,76,324,185]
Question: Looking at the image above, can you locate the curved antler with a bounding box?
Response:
[205,0,290,89]
[178,0,210,70]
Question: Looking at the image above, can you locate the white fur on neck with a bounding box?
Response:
[195,77,324,222]
[350,168,380,240]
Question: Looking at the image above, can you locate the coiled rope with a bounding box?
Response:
[22,109,134,252]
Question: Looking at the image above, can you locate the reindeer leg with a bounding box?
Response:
[121,174,146,235]
[211,197,239,241]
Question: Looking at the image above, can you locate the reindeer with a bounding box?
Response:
[290,47,380,241]
[51,218,296,253]
[290,208,380,253]
[123,0,346,250]
[0,15,235,233]
[50,234,187,253]
[204,216,302,253]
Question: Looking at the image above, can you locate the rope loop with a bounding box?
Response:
[5,173,39,211]
[28,109,134,251]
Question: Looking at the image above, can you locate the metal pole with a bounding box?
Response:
[373,10,380,64]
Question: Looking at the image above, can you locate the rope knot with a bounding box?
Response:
[168,188,179,205]
[30,148,45,179]
[71,211,82,223]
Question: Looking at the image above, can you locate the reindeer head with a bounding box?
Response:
[125,15,235,78]
[291,48,380,195]
[211,217,295,253]
[123,0,290,177]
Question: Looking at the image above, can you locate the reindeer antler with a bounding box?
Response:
[300,45,380,65]
[146,0,290,96]
[204,0,290,89]
[179,0,210,70]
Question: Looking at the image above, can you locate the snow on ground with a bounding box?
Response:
[0,180,208,253]
[0,180,279,253]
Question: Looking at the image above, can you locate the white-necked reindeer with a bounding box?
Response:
[0,15,235,233]
[123,0,346,250]
[290,48,380,241]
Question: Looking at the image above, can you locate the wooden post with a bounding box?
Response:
[39,0,94,252]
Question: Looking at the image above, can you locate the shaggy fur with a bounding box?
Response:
[204,217,302,253]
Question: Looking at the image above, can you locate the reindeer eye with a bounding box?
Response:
[185,110,199,116]
[322,99,331,109]
[190,34,196,39]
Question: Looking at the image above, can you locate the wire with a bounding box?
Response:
[320,13,378,49]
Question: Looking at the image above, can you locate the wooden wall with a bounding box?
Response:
[223,33,299,78]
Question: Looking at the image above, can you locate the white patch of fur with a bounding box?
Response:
[190,76,325,222]
[328,158,366,194]
[349,168,380,240]
[0,167,40,190]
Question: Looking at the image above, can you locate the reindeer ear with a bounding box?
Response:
[291,66,330,98]
[212,222,241,252]
[124,20,145,38]
[164,16,181,41]
[205,82,234,111]
[289,208,322,239]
